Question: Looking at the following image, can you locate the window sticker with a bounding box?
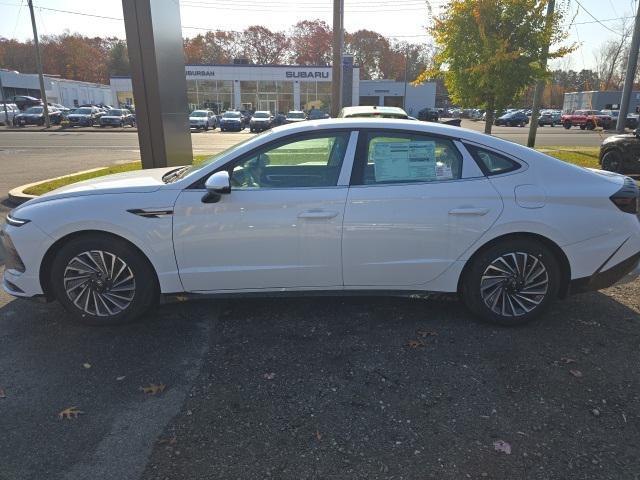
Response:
[372,141,437,182]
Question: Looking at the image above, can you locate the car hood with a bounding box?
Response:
[602,133,636,143]
[189,116,207,121]
[286,118,306,122]
[251,118,270,122]
[68,114,91,117]
[221,117,241,121]
[102,115,124,120]
[22,166,179,207]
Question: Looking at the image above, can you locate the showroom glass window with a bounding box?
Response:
[227,132,350,189]
[353,131,463,185]
[300,80,331,113]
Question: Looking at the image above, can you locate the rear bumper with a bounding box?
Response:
[569,251,640,294]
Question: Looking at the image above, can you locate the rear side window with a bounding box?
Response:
[353,131,463,185]
[465,144,521,176]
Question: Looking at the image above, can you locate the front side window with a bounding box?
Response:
[228,132,350,189]
[353,131,463,185]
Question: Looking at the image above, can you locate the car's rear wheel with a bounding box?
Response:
[563,122,571,129]
[462,238,560,326]
[585,121,595,130]
[601,150,624,173]
[50,234,157,326]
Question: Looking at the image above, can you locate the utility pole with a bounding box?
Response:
[527,0,554,148]
[403,46,409,111]
[331,0,343,117]
[617,0,640,133]
[27,0,50,128]
[0,72,9,127]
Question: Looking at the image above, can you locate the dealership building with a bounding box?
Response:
[563,90,640,113]
[0,69,113,108]
[110,63,436,114]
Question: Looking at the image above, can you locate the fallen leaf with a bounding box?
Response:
[493,440,512,454]
[83,363,92,369]
[140,383,166,395]
[263,372,276,380]
[315,430,322,441]
[58,406,83,419]
[416,330,437,338]
[406,340,425,348]
[560,357,576,364]
[116,376,126,381]
[569,369,583,378]
[0,388,5,398]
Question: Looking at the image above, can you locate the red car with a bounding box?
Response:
[561,110,612,130]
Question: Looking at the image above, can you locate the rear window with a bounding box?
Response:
[465,144,521,176]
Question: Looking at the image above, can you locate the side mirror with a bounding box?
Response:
[202,171,230,203]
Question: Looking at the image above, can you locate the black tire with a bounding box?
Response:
[550,122,555,127]
[601,150,624,173]
[585,121,595,130]
[461,238,560,326]
[563,122,571,129]
[50,234,158,326]
[579,125,586,130]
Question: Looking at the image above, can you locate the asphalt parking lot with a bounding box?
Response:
[1,123,639,479]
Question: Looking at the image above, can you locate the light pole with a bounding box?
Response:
[27,0,50,128]
[0,71,9,127]
[617,0,640,132]
[403,46,409,111]
[331,0,344,117]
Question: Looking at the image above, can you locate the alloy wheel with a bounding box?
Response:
[63,250,136,317]
[480,252,549,317]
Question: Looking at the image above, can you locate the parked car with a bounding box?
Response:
[13,106,62,126]
[308,108,330,120]
[219,111,244,132]
[284,110,308,123]
[561,110,612,130]
[417,107,440,122]
[0,103,19,125]
[189,110,216,131]
[272,113,287,126]
[249,111,273,132]
[11,95,42,111]
[49,103,70,113]
[338,106,408,119]
[4,119,639,327]
[65,106,102,127]
[599,128,640,174]
[600,110,639,130]
[99,109,135,128]
[537,110,561,127]
[494,110,529,127]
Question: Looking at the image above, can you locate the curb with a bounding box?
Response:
[7,167,111,205]
[1,127,138,133]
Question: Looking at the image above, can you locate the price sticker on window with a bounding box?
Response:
[372,141,437,182]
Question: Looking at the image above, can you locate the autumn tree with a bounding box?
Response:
[418,0,575,133]
[241,26,290,64]
[290,20,332,65]
[107,39,130,76]
[345,30,393,79]
[183,31,242,64]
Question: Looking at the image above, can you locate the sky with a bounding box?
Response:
[0,0,637,71]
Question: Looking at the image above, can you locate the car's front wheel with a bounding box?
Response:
[50,234,157,325]
[601,150,624,173]
[462,238,560,326]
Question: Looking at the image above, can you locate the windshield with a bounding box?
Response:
[108,109,124,116]
[253,112,269,118]
[75,108,92,114]
[223,112,241,118]
[191,111,208,117]
[287,112,305,119]
[24,107,43,114]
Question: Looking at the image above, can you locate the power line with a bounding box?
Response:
[574,0,625,36]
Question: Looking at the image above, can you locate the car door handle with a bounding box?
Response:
[448,207,490,216]
[297,210,339,219]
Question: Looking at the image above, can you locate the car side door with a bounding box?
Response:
[173,130,357,292]
[342,129,504,288]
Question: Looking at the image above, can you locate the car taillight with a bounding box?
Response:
[610,177,639,214]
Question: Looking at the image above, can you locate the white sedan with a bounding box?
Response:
[2,119,639,326]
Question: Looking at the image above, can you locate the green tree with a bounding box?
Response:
[417,0,574,133]
[107,40,130,77]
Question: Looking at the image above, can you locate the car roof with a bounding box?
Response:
[287,110,304,114]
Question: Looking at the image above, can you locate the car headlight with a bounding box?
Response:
[6,212,30,227]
